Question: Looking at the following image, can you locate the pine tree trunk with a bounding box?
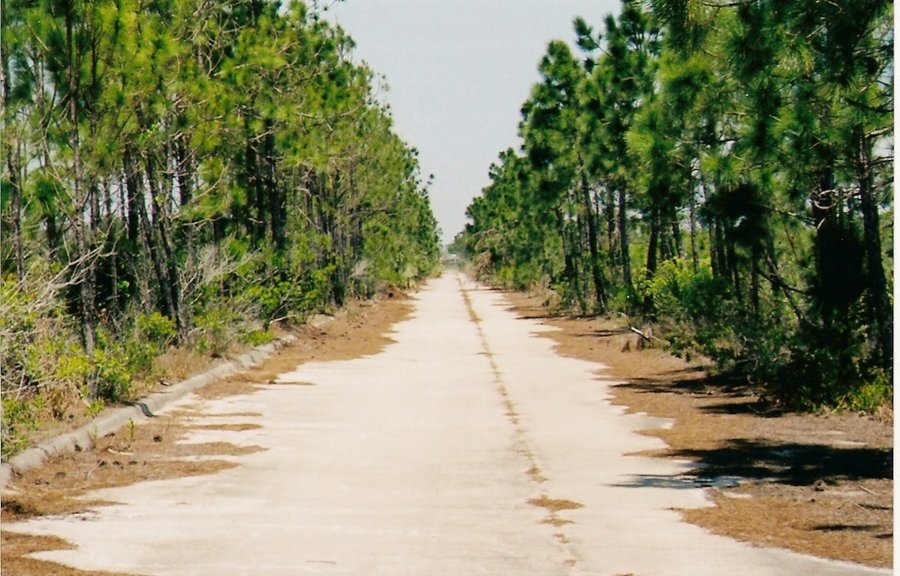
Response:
[569,215,587,314]
[264,124,286,250]
[556,208,581,311]
[726,231,741,303]
[65,0,97,381]
[646,207,659,277]
[855,128,892,368]
[689,183,699,273]
[174,137,194,207]
[6,146,24,281]
[173,135,196,318]
[617,184,633,291]
[124,147,142,248]
[671,219,683,260]
[750,244,761,315]
[580,170,607,311]
[714,219,728,281]
[1,47,24,281]
[145,154,188,341]
[139,161,175,321]
[605,186,617,267]
[243,113,264,241]
[644,207,660,313]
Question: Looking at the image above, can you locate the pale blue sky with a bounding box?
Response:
[325,0,621,244]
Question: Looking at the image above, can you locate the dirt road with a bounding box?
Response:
[4,273,889,575]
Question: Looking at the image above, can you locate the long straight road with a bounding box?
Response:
[8,273,888,575]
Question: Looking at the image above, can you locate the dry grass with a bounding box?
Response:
[152,347,218,383]
[683,489,892,567]
[1,531,135,576]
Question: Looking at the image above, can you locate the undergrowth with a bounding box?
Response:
[0,274,279,461]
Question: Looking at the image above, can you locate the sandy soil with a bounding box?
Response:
[1,284,892,572]
[504,291,893,569]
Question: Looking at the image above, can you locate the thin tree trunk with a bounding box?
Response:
[139,161,175,320]
[124,147,142,248]
[569,214,587,314]
[2,45,24,281]
[175,137,193,207]
[146,154,188,340]
[556,208,582,312]
[605,186,617,267]
[617,184,632,291]
[671,219,683,260]
[644,206,660,313]
[6,145,25,281]
[580,169,607,311]
[660,223,672,262]
[173,134,196,311]
[689,181,699,273]
[103,180,120,317]
[646,207,659,277]
[714,219,728,281]
[264,123,286,250]
[855,127,892,368]
[764,232,805,325]
[726,231,741,303]
[244,114,265,242]
[750,244,761,316]
[65,0,97,376]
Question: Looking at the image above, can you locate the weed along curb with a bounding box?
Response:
[0,334,299,489]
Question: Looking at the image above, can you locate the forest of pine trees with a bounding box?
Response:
[457,0,893,409]
[1,0,440,455]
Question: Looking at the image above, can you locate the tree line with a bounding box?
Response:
[457,0,893,409]
[1,0,440,451]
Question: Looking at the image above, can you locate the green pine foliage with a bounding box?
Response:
[1,0,440,456]
[459,0,893,410]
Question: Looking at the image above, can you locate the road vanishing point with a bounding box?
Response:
[6,272,889,575]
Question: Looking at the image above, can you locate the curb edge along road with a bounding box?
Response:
[0,330,307,490]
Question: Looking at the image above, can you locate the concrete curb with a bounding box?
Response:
[0,334,298,490]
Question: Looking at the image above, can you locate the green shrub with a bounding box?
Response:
[244,329,275,346]
[842,369,893,413]
[136,312,176,347]
[638,259,735,363]
[55,350,93,385]
[194,304,243,356]
[85,398,105,419]
[240,257,333,323]
[512,264,544,291]
[93,346,133,402]
[638,259,888,411]
[2,276,58,391]
[641,259,727,322]
[771,309,874,410]
[119,312,177,377]
[1,396,38,460]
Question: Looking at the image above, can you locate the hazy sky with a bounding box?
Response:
[325,0,620,244]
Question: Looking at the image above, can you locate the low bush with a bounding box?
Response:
[637,258,890,412]
[1,396,38,460]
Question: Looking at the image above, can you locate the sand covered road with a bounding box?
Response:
[4,272,889,575]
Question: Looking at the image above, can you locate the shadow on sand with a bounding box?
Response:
[617,438,892,490]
